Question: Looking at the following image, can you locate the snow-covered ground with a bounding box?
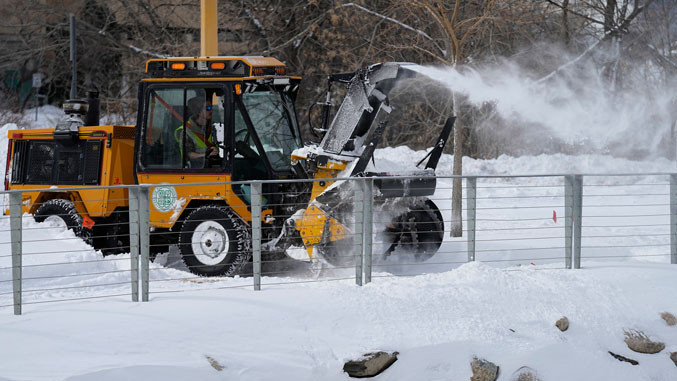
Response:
[0,109,676,380]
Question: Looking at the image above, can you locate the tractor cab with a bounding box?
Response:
[135,57,304,212]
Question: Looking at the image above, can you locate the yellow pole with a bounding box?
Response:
[200,0,218,56]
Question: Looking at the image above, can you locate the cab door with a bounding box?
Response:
[135,82,253,228]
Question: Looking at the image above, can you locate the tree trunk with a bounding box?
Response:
[450,90,463,237]
[604,0,617,34]
[562,0,570,46]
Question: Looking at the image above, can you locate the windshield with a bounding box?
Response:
[240,90,301,172]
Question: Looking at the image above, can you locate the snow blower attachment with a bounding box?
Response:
[274,62,454,266]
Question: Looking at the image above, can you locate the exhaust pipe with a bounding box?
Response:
[84,90,100,126]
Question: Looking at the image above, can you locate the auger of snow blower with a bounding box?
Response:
[271,62,455,266]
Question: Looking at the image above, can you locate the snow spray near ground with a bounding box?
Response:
[410,56,676,159]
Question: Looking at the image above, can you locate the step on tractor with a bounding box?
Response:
[5,56,453,276]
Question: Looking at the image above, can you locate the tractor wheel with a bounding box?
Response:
[96,209,129,256]
[383,198,444,262]
[34,199,93,245]
[178,205,251,277]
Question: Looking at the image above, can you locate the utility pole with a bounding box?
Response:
[201,0,218,56]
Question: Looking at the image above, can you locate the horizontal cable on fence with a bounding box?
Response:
[21,246,132,256]
[581,233,671,238]
[583,193,670,197]
[1,281,132,295]
[474,246,565,253]
[11,236,91,244]
[150,277,252,288]
[20,293,132,305]
[475,205,565,210]
[148,286,253,295]
[475,217,556,222]
[583,213,670,218]
[16,221,131,231]
[260,278,356,286]
[585,223,670,228]
[475,184,563,189]
[15,269,133,282]
[581,244,670,249]
[503,266,568,272]
[580,253,671,259]
[371,260,470,268]
[475,226,565,232]
[473,236,563,242]
[259,269,355,277]
[478,256,566,263]
[0,257,130,270]
[584,183,669,187]
[583,203,669,207]
[144,274,210,283]
[474,195,565,200]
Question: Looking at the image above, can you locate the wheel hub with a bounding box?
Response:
[43,215,68,231]
[191,221,230,265]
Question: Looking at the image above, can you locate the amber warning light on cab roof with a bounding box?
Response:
[146,57,287,78]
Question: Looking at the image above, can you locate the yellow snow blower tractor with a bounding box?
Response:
[6,56,453,276]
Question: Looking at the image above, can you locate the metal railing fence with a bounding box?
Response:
[1,173,675,314]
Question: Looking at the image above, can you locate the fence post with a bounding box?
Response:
[573,175,583,269]
[466,177,477,262]
[139,186,150,302]
[9,192,22,315]
[670,174,677,264]
[564,176,573,269]
[362,178,373,284]
[128,186,140,302]
[251,182,262,291]
[353,180,364,286]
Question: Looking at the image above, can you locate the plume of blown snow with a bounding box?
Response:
[411,46,677,160]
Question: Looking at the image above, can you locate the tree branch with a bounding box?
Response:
[342,2,446,56]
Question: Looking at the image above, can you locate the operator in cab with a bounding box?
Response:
[175,96,220,168]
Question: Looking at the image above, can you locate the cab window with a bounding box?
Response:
[141,86,226,171]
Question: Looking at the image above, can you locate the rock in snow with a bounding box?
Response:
[624,329,665,354]
[608,351,639,365]
[470,357,499,381]
[669,352,677,367]
[660,312,676,326]
[555,316,569,332]
[509,366,542,381]
[343,351,398,378]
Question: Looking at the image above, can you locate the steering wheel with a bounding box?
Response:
[234,128,261,160]
[234,128,249,142]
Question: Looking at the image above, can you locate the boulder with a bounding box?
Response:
[343,351,398,378]
[470,357,499,381]
[555,316,569,332]
[509,366,542,381]
[670,352,677,367]
[661,312,676,326]
[624,329,665,354]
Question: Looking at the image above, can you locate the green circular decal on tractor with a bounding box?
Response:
[152,186,177,213]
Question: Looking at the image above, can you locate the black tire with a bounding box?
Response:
[95,209,129,256]
[383,198,444,262]
[34,199,93,245]
[178,205,251,277]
